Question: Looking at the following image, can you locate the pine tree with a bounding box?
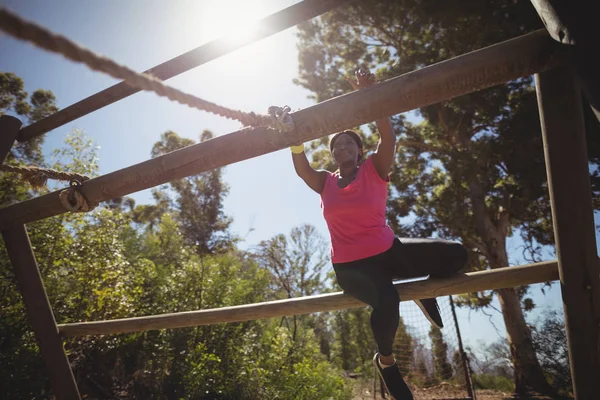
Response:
[429,326,453,381]
[392,316,413,376]
[150,130,234,255]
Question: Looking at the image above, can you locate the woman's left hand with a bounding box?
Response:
[347,68,377,90]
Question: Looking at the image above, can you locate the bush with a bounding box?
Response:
[472,373,514,392]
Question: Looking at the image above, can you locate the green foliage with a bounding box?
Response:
[0,72,60,205]
[149,130,235,255]
[472,373,514,392]
[0,72,29,116]
[0,72,58,125]
[1,114,353,398]
[0,126,99,399]
[330,308,373,373]
[393,316,413,376]
[255,224,329,299]
[531,312,572,396]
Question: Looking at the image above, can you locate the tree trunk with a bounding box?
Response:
[469,181,555,396]
[496,287,555,396]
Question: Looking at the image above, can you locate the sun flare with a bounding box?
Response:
[190,1,266,45]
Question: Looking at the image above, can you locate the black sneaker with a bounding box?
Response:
[373,353,414,400]
[415,298,444,329]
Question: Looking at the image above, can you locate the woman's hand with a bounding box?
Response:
[347,68,377,90]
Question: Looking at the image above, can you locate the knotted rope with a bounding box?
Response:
[267,105,294,132]
[0,164,89,187]
[58,180,97,212]
[0,7,295,131]
[0,164,97,212]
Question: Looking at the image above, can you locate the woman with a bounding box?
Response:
[289,69,467,399]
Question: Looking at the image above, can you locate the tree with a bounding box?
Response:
[0,129,99,399]
[1,72,59,205]
[393,316,413,377]
[531,311,572,396]
[150,130,234,255]
[255,224,330,365]
[429,326,453,381]
[293,0,599,394]
[255,224,328,300]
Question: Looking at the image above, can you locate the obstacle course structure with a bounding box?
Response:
[0,1,598,399]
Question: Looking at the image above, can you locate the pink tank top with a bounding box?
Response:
[320,156,396,263]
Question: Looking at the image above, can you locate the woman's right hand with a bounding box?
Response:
[347,68,377,91]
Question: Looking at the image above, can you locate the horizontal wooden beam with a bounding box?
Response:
[58,261,559,337]
[0,29,566,228]
[17,0,355,142]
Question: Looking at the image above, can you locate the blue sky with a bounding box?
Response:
[1,0,584,352]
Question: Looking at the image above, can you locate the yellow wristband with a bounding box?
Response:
[290,143,305,154]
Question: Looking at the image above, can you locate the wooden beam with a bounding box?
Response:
[57,261,559,337]
[535,66,600,399]
[1,225,80,399]
[17,0,355,142]
[0,30,566,228]
[0,115,22,164]
[530,0,600,122]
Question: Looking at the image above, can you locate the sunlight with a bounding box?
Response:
[183,0,268,46]
[169,0,290,102]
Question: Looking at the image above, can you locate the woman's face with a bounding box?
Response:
[331,133,362,167]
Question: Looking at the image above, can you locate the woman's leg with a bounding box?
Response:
[387,238,468,328]
[389,238,468,280]
[333,254,398,357]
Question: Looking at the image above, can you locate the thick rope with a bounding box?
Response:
[0,164,96,212]
[0,164,90,188]
[59,181,97,213]
[0,7,294,131]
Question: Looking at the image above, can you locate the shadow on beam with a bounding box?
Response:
[58,261,558,337]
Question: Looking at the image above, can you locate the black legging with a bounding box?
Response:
[333,238,468,357]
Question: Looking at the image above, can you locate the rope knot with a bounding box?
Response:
[59,180,97,213]
[267,105,294,132]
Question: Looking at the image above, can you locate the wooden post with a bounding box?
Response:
[535,66,600,399]
[0,30,566,228]
[0,115,22,163]
[530,0,600,122]
[57,261,559,337]
[1,225,81,400]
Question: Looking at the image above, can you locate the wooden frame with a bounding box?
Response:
[0,115,22,163]
[1,1,599,398]
[0,29,565,229]
[535,66,600,399]
[57,261,559,337]
[1,225,80,400]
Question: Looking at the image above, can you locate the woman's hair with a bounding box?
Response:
[329,130,363,152]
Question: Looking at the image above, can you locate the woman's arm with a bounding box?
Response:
[291,148,327,194]
[348,68,396,180]
[371,117,396,180]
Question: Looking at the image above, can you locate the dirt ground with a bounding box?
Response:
[352,380,520,400]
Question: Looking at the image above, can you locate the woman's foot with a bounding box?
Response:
[373,353,414,400]
[415,298,444,328]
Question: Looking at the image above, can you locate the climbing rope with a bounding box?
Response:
[0,164,90,188]
[0,165,97,212]
[0,7,295,132]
